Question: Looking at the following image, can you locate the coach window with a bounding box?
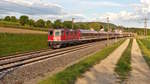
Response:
[66,31,69,35]
[55,31,60,36]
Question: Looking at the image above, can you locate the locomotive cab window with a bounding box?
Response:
[49,31,53,36]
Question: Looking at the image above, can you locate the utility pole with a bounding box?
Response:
[137,17,149,37]
[72,18,75,29]
[107,17,110,46]
[144,17,147,36]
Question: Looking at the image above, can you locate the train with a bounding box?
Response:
[48,29,132,48]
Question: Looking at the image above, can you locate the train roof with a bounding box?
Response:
[79,29,98,33]
[48,29,99,33]
[48,29,78,31]
[48,29,125,34]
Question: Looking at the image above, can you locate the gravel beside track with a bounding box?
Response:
[0,39,120,84]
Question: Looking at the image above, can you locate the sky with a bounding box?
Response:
[0,0,150,28]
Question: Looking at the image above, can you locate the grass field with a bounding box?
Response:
[39,39,125,84]
[115,39,132,82]
[0,33,48,57]
[137,38,150,67]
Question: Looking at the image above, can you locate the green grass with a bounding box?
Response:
[0,33,48,57]
[115,39,132,82]
[137,39,150,67]
[138,38,150,49]
[39,39,125,84]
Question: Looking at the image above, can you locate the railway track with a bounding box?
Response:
[0,42,97,66]
[0,48,52,61]
[0,41,109,79]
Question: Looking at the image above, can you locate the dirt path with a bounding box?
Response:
[75,39,130,84]
[0,27,47,34]
[127,39,150,84]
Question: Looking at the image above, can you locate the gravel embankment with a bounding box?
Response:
[0,39,119,84]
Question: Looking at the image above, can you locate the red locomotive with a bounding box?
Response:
[48,29,131,48]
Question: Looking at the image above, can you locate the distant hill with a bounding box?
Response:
[75,22,118,31]
[124,27,150,35]
[76,22,150,35]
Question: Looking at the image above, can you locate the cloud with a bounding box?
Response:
[79,1,123,7]
[63,14,87,21]
[0,0,149,28]
[0,0,66,15]
[90,10,143,27]
[91,0,150,27]
[132,0,150,17]
[0,0,88,21]
[104,11,139,21]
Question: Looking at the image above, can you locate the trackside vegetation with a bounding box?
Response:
[0,33,48,57]
[115,39,132,82]
[39,39,125,84]
[137,38,150,67]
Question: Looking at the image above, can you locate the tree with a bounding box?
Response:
[45,20,52,28]
[89,23,102,31]
[10,16,17,22]
[63,21,72,28]
[53,19,63,28]
[28,19,35,27]
[80,24,89,30]
[74,24,80,29]
[4,16,11,21]
[35,19,45,27]
[19,15,29,26]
